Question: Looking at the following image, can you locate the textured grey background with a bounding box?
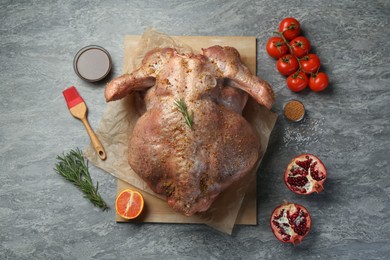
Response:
[1,0,389,259]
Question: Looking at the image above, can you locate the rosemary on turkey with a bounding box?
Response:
[174,99,194,129]
[54,148,109,210]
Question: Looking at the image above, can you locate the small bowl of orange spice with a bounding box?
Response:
[284,100,305,122]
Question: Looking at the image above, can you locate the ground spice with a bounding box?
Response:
[284,100,305,122]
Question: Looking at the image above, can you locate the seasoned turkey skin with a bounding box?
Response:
[105,46,274,216]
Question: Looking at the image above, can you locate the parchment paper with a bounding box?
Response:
[85,29,277,234]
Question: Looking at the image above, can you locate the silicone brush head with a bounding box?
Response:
[63,86,87,120]
[63,86,84,109]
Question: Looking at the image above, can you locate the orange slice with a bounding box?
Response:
[115,189,144,220]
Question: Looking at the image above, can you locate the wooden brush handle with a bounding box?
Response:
[81,117,107,160]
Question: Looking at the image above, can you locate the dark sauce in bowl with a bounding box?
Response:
[73,45,112,82]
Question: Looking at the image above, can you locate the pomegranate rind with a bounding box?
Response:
[115,189,144,220]
[284,153,327,195]
[270,202,312,245]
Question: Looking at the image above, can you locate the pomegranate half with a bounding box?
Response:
[270,202,312,245]
[284,154,327,195]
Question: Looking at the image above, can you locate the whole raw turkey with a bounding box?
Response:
[105,45,274,216]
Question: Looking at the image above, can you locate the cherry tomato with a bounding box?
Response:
[300,54,321,74]
[276,54,299,76]
[287,71,309,92]
[290,36,311,58]
[309,72,329,92]
[279,17,301,40]
[266,36,289,59]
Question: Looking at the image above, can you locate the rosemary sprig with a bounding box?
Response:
[174,99,194,129]
[54,148,109,211]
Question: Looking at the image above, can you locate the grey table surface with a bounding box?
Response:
[1,0,389,259]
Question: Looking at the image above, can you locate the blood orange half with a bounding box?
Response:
[115,189,144,220]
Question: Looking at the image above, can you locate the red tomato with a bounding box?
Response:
[287,71,309,92]
[279,17,301,40]
[309,72,329,92]
[266,37,289,59]
[290,36,311,58]
[301,54,321,74]
[276,54,299,76]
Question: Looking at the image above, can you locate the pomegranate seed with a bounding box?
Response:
[287,176,308,187]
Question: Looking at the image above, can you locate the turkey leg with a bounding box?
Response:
[105,48,175,102]
[202,45,274,109]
